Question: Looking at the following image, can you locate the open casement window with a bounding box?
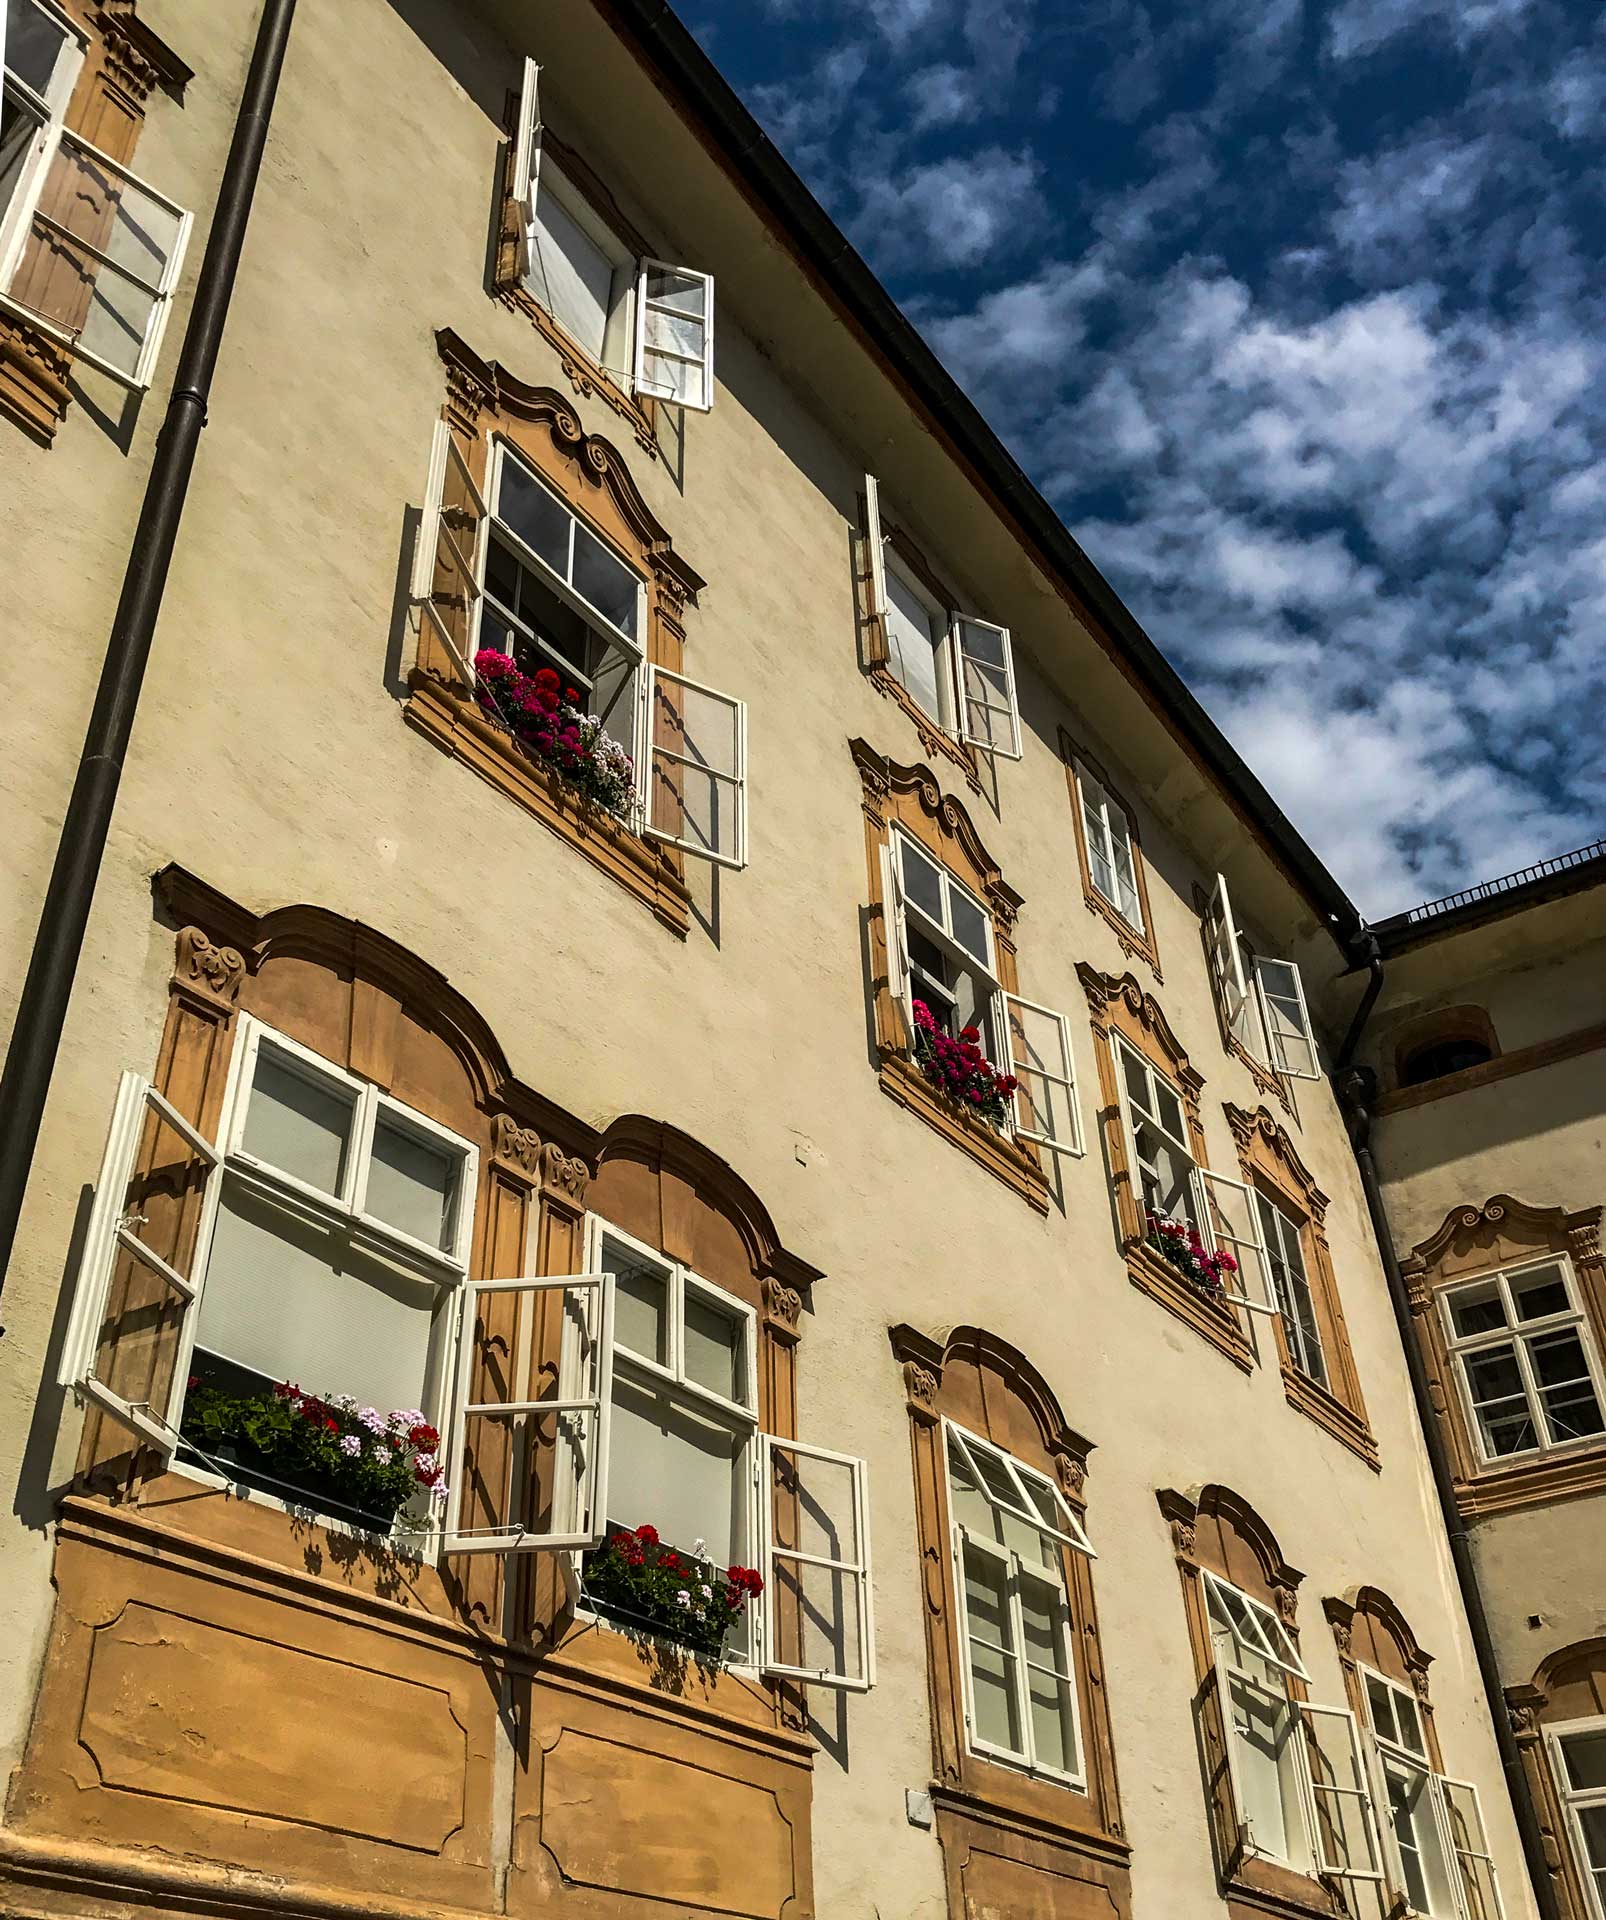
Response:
[947,1421,1093,1785]
[758,1435,875,1691]
[412,417,488,684]
[952,615,1022,760]
[1205,874,1320,1082]
[512,56,541,237]
[1077,765,1143,930]
[642,661,748,869]
[863,471,890,643]
[1004,994,1084,1158]
[1431,1775,1505,1920]
[0,1,191,392]
[441,1271,616,1555]
[1297,1702,1386,1883]
[894,827,1003,1051]
[878,836,915,1046]
[633,260,714,412]
[1114,1034,1202,1235]
[58,1072,222,1454]
[1192,1167,1280,1318]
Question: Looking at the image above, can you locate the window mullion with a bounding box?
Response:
[1508,1328,1550,1440]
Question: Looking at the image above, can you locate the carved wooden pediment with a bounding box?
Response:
[1402,1194,1603,1280]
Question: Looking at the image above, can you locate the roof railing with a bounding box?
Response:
[1404,840,1606,924]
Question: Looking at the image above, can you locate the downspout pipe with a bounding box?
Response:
[0,0,298,1333]
[1334,949,1560,1920]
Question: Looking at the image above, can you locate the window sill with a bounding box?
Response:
[1281,1363,1380,1471]
[1124,1239,1255,1373]
[1451,1438,1606,1518]
[0,311,74,446]
[867,664,982,794]
[497,281,659,460]
[879,1050,1049,1213]
[406,669,691,938]
[1225,1855,1349,1919]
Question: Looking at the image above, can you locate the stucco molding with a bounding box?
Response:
[172,926,246,1012]
[1402,1193,1605,1280]
[850,739,1023,930]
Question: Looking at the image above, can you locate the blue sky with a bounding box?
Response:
[681,0,1606,918]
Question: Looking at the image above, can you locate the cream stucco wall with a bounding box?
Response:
[0,1,1540,1914]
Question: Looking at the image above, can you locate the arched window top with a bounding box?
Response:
[1325,1586,1433,1698]
[1392,1005,1499,1089]
[1159,1484,1303,1617]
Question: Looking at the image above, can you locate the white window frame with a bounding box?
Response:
[640,660,748,871]
[1113,1032,1201,1236]
[944,1418,1093,1789]
[632,257,715,413]
[512,56,714,412]
[757,1433,875,1692]
[1548,1717,1606,1920]
[862,472,1023,759]
[1439,1256,1606,1466]
[1256,1190,1328,1386]
[411,415,488,686]
[1003,992,1084,1159]
[893,825,1002,1054]
[1432,1773,1506,1920]
[1074,762,1144,932]
[1,2,190,391]
[1191,1165,1280,1319]
[1205,873,1321,1082]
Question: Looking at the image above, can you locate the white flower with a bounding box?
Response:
[371,1442,394,1463]
[414,1452,437,1477]
[674,1589,691,1609]
[699,1583,713,1601]
[430,1479,450,1503]
[339,1434,361,1457]
[329,1392,358,1413]
[359,1406,385,1434]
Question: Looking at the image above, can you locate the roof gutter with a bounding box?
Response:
[601,0,1364,949]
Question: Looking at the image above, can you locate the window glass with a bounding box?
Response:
[1366,1672,1399,1746]
[1563,1729,1606,1792]
[527,167,625,364]
[1256,1193,1326,1387]
[572,521,638,640]
[6,0,72,96]
[241,1051,355,1196]
[0,92,41,223]
[1448,1281,1507,1339]
[1533,1331,1605,1442]
[883,553,946,723]
[683,1289,744,1405]
[1399,1037,1493,1086]
[606,1237,670,1367]
[366,1114,460,1251]
[1511,1263,1570,1321]
[496,456,571,575]
[608,1369,749,1567]
[962,1540,1020,1750]
[948,889,990,967]
[1447,1260,1606,1461]
[899,835,945,924]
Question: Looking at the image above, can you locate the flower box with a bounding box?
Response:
[580,1523,763,1661]
[1145,1211,1239,1300]
[912,1000,1018,1129]
[179,1373,448,1534]
[472,651,635,820]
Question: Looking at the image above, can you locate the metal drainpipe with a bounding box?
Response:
[1333,944,1560,1920]
[0,0,298,1335]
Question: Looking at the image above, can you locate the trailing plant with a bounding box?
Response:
[1145,1211,1239,1298]
[912,999,1018,1127]
[472,650,635,819]
[180,1377,448,1530]
[582,1522,764,1661]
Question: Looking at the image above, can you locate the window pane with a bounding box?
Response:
[0,93,41,223]
[1231,1676,1300,1865]
[947,888,990,967]
[607,1366,748,1567]
[364,1115,460,1251]
[1121,1048,1151,1119]
[883,561,945,721]
[683,1289,744,1405]
[1449,1281,1508,1338]
[529,183,615,360]
[1366,1672,1399,1745]
[947,1435,993,1534]
[963,1543,1020,1753]
[1511,1263,1570,1321]
[1395,1688,1426,1758]
[7,0,72,97]
[1386,1764,1438,1914]
[241,1052,354,1195]
[195,1182,440,1416]
[496,457,571,578]
[1028,1667,1079,1776]
[1578,1802,1606,1871]
[571,520,639,641]
[1465,1346,1524,1404]
[1136,1118,1195,1222]
[899,836,945,924]
[1153,1080,1185,1142]
[1562,1729,1606,1792]
[605,1236,669,1366]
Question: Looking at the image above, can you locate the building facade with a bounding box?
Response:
[1357,853,1606,1920]
[0,2,1582,1918]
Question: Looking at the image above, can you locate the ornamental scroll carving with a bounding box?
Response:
[491,1114,543,1182]
[762,1276,803,1339]
[173,927,245,1009]
[540,1141,590,1209]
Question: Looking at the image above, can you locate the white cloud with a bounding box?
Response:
[853,148,1048,270]
[1547,49,1606,141]
[1327,0,1533,62]
[904,63,981,132]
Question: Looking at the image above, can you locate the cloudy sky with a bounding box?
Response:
[682,0,1606,918]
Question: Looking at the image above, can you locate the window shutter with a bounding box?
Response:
[1296,1703,1385,1882]
[441,1271,615,1555]
[862,473,890,661]
[758,1435,875,1691]
[512,57,541,209]
[951,615,1023,760]
[632,259,714,412]
[1004,993,1084,1157]
[1252,956,1321,1081]
[641,662,747,869]
[878,837,913,1048]
[1205,873,1256,1054]
[1191,1167,1280,1316]
[412,417,487,688]
[58,1072,222,1454]
[0,128,192,391]
[1432,1774,1506,1920]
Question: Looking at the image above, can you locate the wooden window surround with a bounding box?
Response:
[855,498,984,796]
[1060,728,1161,980]
[1157,1485,1350,1920]
[853,737,1048,1214]
[409,328,705,938]
[491,97,660,461]
[0,0,189,444]
[29,861,823,1918]
[890,1324,1131,1920]
[1077,963,1255,1370]
[1323,1587,1441,1762]
[1508,1640,1606,1920]
[1400,1194,1606,1518]
[1224,1103,1378,1470]
[1191,881,1295,1119]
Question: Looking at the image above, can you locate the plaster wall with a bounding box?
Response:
[1468,1498,1606,1684]
[0,0,1536,1914]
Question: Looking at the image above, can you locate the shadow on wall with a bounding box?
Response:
[1374,1047,1606,1184]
